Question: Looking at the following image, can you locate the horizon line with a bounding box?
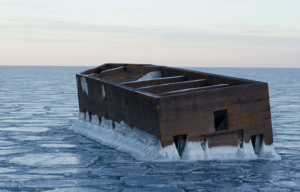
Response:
[0,65,299,69]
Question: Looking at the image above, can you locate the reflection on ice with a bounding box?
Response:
[0,140,16,146]
[40,144,77,148]
[10,153,81,167]
[122,175,182,187]
[123,187,184,192]
[151,163,200,173]
[22,179,120,188]
[0,168,17,173]
[29,168,90,175]
[10,136,61,141]
[92,167,150,176]
[271,180,300,190]
[44,187,113,192]
[0,149,30,155]
[0,127,49,132]
[0,174,64,180]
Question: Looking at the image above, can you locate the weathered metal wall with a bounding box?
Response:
[76,64,274,149]
[76,74,161,139]
[157,83,273,147]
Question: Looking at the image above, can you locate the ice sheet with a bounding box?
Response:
[1,66,295,191]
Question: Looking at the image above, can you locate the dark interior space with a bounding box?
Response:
[173,135,187,156]
[214,109,229,131]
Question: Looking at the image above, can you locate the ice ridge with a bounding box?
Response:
[70,113,281,161]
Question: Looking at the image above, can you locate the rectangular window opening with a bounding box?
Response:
[214,109,229,132]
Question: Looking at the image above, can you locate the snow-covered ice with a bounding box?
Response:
[0,66,298,191]
[71,116,280,161]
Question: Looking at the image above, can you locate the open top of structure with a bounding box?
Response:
[79,63,262,98]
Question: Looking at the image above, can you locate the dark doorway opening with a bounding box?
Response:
[214,109,229,131]
[173,135,187,156]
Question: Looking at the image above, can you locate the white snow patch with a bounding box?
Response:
[257,141,281,160]
[0,127,49,133]
[78,112,85,120]
[91,115,100,125]
[181,141,206,160]
[85,111,90,122]
[40,144,77,148]
[137,71,162,81]
[70,117,281,162]
[81,77,88,95]
[236,140,257,160]
[157,143,180,160]
[101,85,105,99]
[209,145,239,159]
[10,153,80,166]
[101,117,113,129]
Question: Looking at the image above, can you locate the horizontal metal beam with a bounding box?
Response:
[199,130,243,141]
[159,84,230,96]
[121,75,186,88]
[99,66,124,78]
[139,79,207,94]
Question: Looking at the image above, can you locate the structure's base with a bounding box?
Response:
[70,113,281,161]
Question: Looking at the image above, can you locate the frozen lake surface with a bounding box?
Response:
[0,66,299,191]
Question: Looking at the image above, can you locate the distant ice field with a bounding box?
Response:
[0,66,299,191]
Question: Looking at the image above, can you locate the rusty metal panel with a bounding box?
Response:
[157,83,273,146]
[76,74,161,139]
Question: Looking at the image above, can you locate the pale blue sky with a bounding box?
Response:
[0,0,299,67]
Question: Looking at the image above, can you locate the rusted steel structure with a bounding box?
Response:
[76,63,273,152]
